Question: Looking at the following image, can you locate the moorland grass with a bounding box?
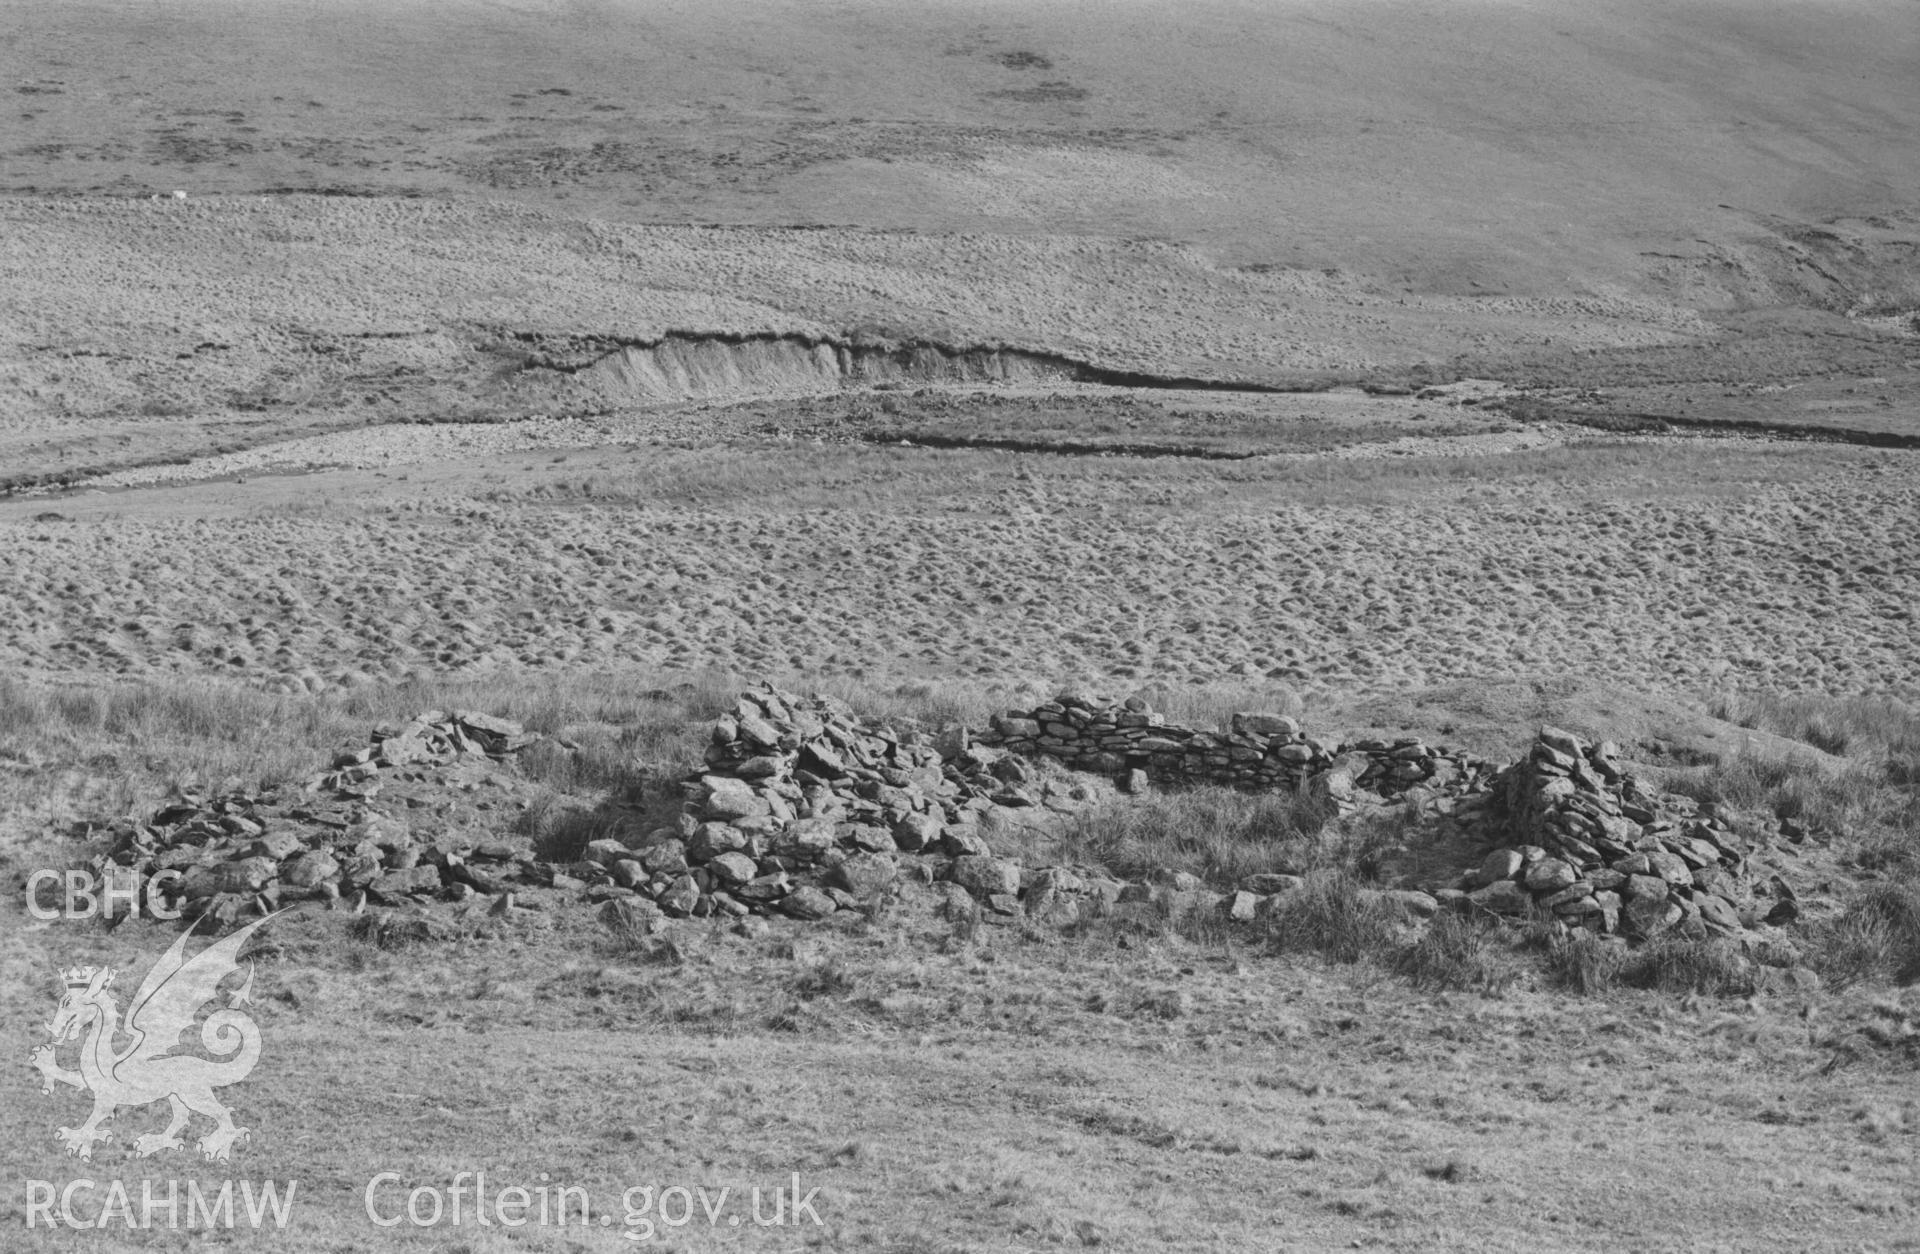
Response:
[1259,870,1402,966]
[1709,690,1920,787]
[1809,884,1920,991]
[1397,911,1525,992]
[1046,789,1334,887]
[1619,937,1758,996]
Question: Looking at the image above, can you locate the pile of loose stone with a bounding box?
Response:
[599,683,1114,928]
[77,710,549,929]
[321,709,538,788]
[1458,725,1797,941]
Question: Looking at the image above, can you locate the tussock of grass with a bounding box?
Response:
[793,958,859,1001]
[1542,931,1629,995]
[1395,912,1517,991]
[1619,938,1754,996]
[1808,884,1920,991]
[513,793,636,862]
[1171,901,1238,950]
[1851,798,1920,877]
[513,736,647,799]
[1260,870,1400,965]
[1052,788,1334,887]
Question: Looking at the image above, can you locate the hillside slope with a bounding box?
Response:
[10,0,1919,299]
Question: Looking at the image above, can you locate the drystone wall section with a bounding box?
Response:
[978,694,1501,807]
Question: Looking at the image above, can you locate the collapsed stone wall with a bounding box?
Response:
[74,691,1099,934]
[1459,726,1795,942]
[69,685,1797,955]
[85,710,547,931]
[637,683,1009,923]
[976,696,1794,946]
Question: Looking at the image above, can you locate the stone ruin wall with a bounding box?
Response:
[76,684,1806,966]
[976,694,1501,806]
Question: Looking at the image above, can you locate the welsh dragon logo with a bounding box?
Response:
[27,912,279,1163]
